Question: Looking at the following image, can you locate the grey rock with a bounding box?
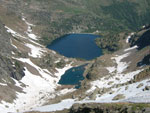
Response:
[143,86,150,91]
[143,108,150,113]
[112,94,125,100]
[109,91,115,94]
[108,81,114,85]
[89,88,99,100]
[125,86,129,90]
[136,83,144,88]
[0,20,25,82]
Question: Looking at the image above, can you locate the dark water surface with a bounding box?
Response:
[58,64,86,88]
[47,34,102,60]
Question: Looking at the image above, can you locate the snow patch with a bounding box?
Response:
[106,66,116,73]
[11,78,22,88]
[124,45,138,52]
[10,39,17,49]
[142,25,146,28]
[55,64,73,82]
[27,34,37,40]
[57,88,76,96]
[25,43,46,58]
[5,26,26,39]
[54,58,61,63]
[22,16,38,40]
[33,99,75,112]
[22,16,35,27]
[126,33,134,43]
[0,82,7,86]
[112,53,130,73]
[11,51,15,55]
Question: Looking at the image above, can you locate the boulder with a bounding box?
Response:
[108,81,114,85]
[89,88,100,100]
[136,83,144,88]
[112,94,125,100]
[143,86,150,91]
[125,86,129,90]
[143,108,150,113]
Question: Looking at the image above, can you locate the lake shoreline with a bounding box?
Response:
[47,33,102,60]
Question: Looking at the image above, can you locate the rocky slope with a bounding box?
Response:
[0,0,150,113]
[23,23,150,113]
[0,20,25,104]
[0,7,81,113]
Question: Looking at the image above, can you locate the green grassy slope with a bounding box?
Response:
[35,0,150,45]
[1,0,150,47]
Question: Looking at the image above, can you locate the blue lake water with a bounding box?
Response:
[58,64,86,88]
[47,34,102,60]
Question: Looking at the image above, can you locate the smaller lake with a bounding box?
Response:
[47,34,102,60]
[58,65,86,88]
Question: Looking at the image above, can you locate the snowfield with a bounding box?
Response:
[33,99,75,112]
[112,52,130,73]
[0,58,73,112]
[87,48,142,93]
[31,79,150,112]
[29,43,150,113]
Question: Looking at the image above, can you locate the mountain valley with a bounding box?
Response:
[0,0,150,113]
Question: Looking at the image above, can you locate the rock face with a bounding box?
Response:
[131,29,150,50]
[0,20,25,103]
[0,21,24,82]
[134,67,150,82]
[0,21,13,57]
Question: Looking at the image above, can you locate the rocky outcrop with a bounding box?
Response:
[68,103,150,113]
[143,86,150,91]
[112,94,125,100]
[134,67,150,82]
[130,26,150,50]
[136,83,144,88]
[0,20,25,103]
[0,20,25,82]
[0,20,14,57]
